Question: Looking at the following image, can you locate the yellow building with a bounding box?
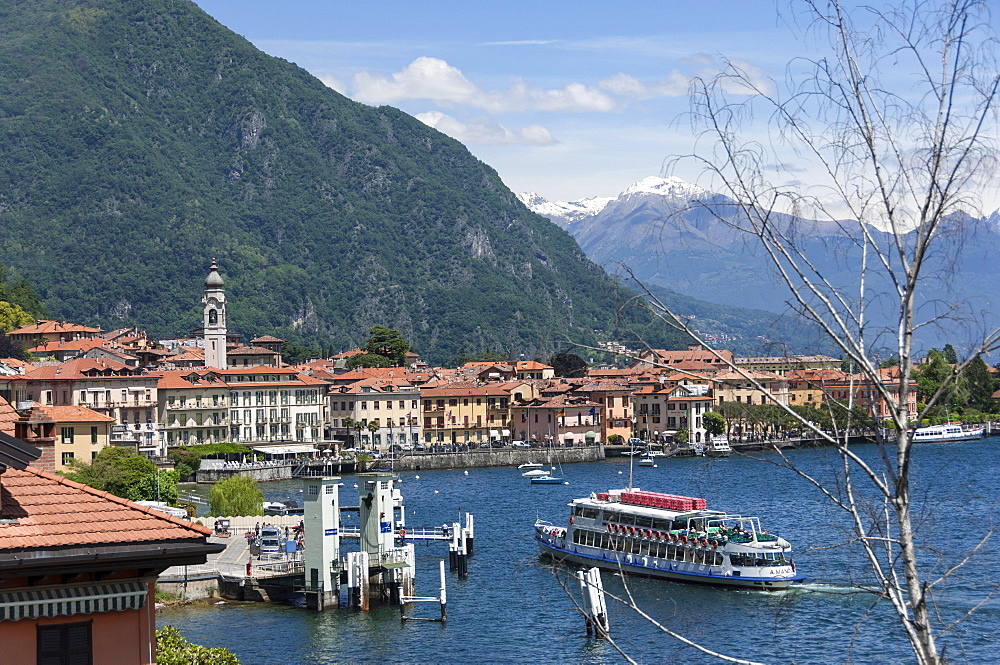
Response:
[14,404,114,472]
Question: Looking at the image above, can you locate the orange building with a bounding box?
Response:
[0,434,222,665]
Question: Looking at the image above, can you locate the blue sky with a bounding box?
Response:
[192,1,999,211]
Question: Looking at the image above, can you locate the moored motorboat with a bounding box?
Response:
[911,423,985,443]
[534,487,803,590]
[522,469,550,478]
[518,462,544,470]
[705,436,732,458]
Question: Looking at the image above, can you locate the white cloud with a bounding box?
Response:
[416,111,556,146]
[351,57,616,113]
[598,55,774,100]
[598,72,690,99]
[317,74,346,94]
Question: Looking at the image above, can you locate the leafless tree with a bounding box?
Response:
[640,2,1000,663]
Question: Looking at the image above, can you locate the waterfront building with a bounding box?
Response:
[711,370,790,407]
[328,378,422,452]
[157,369,232,447]
[569,379,633,442]
[510,394,602,446]
[632,382,714,444]
[22,358,162,458]
[220,367,326,444]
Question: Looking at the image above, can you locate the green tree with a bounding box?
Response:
[208,476,264,517]
[361,325,410,367]
[280,340,321,365]
[702,411,726,436]
[963,355,996,413]
[0,301,34,333]
[367,420,380,450]
[549,352,588,378]
[942,344,959,364]
[64,447,177,504]
[346,352,392,369]
[156,626,240,665]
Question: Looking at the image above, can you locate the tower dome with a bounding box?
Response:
[205,259,224,288]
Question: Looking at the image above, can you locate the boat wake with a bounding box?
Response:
[788,583,872,595]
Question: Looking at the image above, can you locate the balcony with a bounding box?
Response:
[165,401,227,410]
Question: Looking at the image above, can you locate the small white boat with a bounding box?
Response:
[522,469,550,478]
[911,423,985,443]
[518,462,544,470]
[637,457,656,467]
[705,436,732,458]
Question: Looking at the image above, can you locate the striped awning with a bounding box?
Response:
[0,582,148,622]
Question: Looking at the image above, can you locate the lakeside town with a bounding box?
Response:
[3,262,979,476]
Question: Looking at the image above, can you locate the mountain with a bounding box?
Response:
[522,177,1000,354]
[0,0,694,365]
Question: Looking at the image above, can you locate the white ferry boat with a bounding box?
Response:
[535,488,803,590]
[911,423,985,443]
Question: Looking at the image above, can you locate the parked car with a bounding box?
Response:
[511,440,530,448]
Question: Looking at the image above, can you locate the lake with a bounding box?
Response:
[161,439,1000,664]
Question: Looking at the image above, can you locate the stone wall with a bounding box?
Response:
[392,445,604,471]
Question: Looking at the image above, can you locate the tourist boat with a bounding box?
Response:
[518,462,544,470]
[911,423,985,443]
[530,475,565,484]
[534,488,803,590]
[705,436,732,458]
[522,468,550,479]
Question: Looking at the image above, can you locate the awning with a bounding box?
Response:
[489,430,500,439]
[502,429,510,437]
[251,445,319,455]
[0,582,148,621]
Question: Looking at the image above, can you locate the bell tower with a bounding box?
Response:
[203,259,227,370]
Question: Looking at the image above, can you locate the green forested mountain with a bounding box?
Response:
[0,0,687,363]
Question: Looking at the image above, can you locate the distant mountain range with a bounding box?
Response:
[521,177,1000,355]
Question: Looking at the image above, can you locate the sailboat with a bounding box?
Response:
[530,417,565,484]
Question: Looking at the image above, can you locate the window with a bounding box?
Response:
[61,427,74,444]
[90,426,98,443]
[61,452,74,465]
[38,621,92,665]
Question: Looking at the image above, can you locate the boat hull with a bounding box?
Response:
[536,534,801,590]
[530,476,564,484]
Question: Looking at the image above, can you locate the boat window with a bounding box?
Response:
[619,514,637,526]
[581,508,599,520]
[604,511,619,524]
[652,518,672,530]
[635,515,653,528]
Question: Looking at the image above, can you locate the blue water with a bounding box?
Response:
[161,440,1000,664]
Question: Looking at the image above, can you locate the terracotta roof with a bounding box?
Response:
[24,357,138,380]
[227,345,278,356]
[250,335,285,343]
[515,361,552,370]
[22,405,115,423]
[0,466,211,550]
[0,398,18,435]
[28,338,114,354]
[7,320,102,337]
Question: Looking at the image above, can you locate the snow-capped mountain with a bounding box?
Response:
[518,176,708,228]
[516,191,614,228]
[518,175,1000,353]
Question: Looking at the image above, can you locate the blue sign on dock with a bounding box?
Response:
[324,528,337,536]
